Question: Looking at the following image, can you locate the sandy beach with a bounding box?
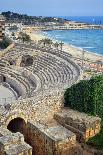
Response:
[26,29,103,63]
[26,30,46,41]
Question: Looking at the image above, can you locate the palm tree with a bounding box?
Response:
[18,32,31,43]
[46,39,53,48]
[54,42,59,50]
[38,40,43,47]
[39,38,53,48]
[59,41,64,51]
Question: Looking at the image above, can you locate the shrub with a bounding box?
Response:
[0,36,12,49]
[64,75,103,116]
[18,32,31,43]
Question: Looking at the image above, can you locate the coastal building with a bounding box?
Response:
[0,15,5,42]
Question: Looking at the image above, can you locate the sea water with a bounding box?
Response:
[42,29,103,55]
[42,16,103,55]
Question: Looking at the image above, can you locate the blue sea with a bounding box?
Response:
[42,16,103,55]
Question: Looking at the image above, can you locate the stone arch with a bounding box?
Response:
[5,112,28,127]
[6,113,34,154]
[7,117,26,133]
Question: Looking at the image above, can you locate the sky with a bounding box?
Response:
[0,0,103,16]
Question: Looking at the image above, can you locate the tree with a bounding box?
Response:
[46,39,53,48]
[18,32,31,43]
[59,41,64,51]
[64,75,103,116]
[9,25,18,31]
[54,42,59,50]
[39,38,53,47]
[39,39,46,47]
[0,36,12,49]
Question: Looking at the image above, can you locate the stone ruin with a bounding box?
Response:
[0,43,101,155]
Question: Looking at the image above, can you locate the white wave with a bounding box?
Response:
[55,35,61,37]
[84,47,94,49]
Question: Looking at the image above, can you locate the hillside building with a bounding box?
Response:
[0,15,5,42]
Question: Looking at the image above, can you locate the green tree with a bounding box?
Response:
[39,38,53,47]
[64,75,103,116]
[59,41,64,51]
[0,36,12,49]
[54,42,59,50]
[18,32,31,43]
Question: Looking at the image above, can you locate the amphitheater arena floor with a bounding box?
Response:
[0,84,16,105]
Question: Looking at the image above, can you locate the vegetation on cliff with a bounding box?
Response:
[2,11,66,25]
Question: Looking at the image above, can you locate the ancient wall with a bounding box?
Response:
[54,110,101,142]
[0,92,64,127]
[0,128,32,155]
[0,43,14,58]
[25,121,81,155]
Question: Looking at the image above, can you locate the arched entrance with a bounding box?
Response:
[7,117,33,153]
[7,117,26,134]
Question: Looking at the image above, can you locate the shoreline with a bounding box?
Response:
[26,29,103,62]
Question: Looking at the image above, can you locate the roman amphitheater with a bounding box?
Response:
[0,42,101,155]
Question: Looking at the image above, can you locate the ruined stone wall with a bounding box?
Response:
[0,43,14,58]
[0,93,102,155]
[26,122,81,155]
[26,122,52,155]
[0,92,64,127]
[85,121,101,141]
[0,128,32,155]
[54,112,101,142]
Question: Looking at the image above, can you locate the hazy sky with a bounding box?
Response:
[0,0,103,16]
